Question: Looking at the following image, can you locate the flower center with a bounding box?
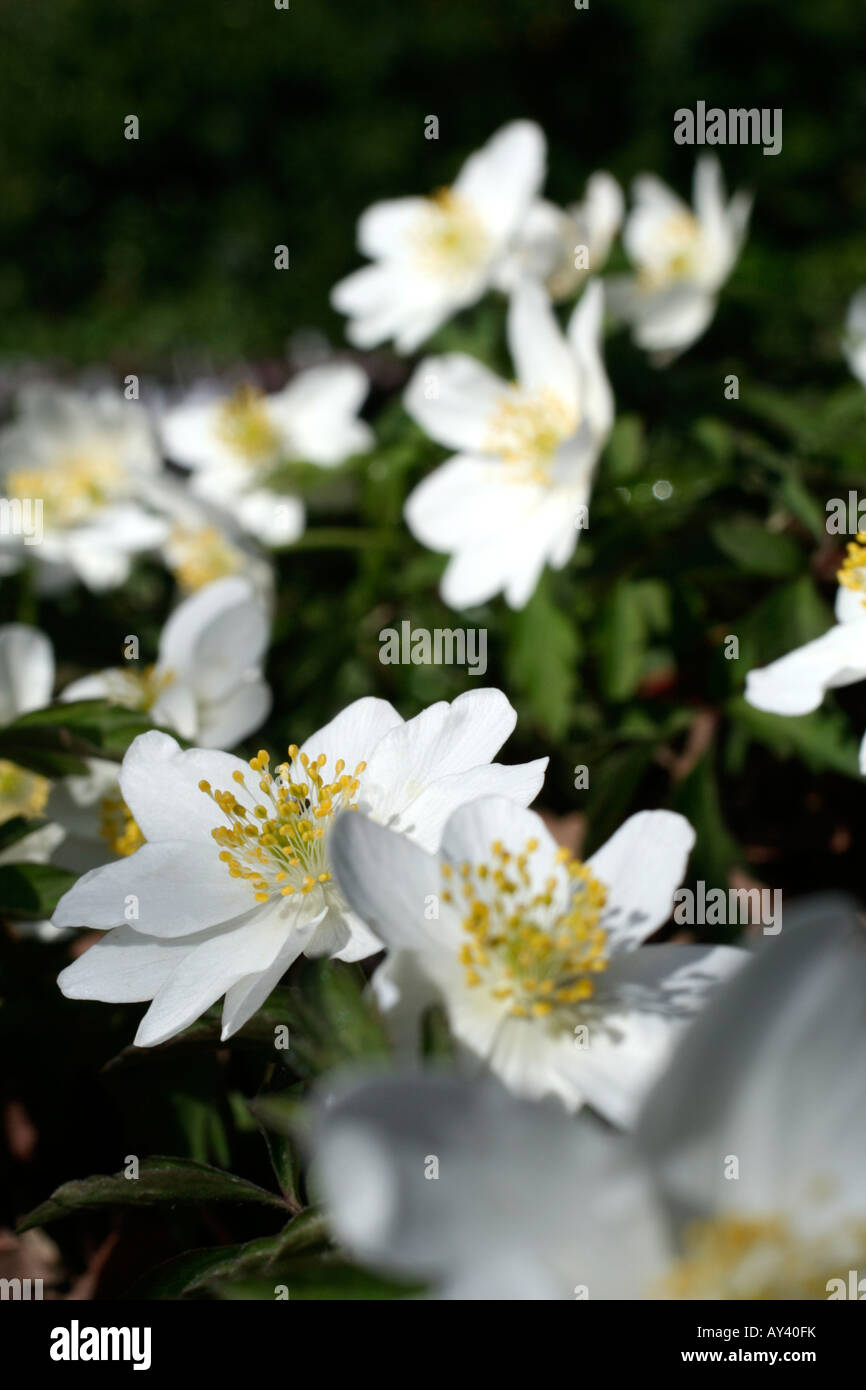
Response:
[443,838,609,1017]
[661,1212,866,1300]
[166,522,244,593]
[411,188,492,281]
[96,665,174,713]
[0,760,49,824]
[837,533,866,608]
[484,388,577,482]
[638,210,702,290]
[215,386,281,464]
[200,748,366,904]
[99,792,145,857]
[7,449,123,529]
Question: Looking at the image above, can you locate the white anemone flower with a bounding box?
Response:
[329,795,743,1125]
[843,288,866,387]
[145,471,274,601]
[745,541,866,774]
[54,690,547,1046]
[0,623,57,828]
[311,1070,662,1300]
[494,172,624,301]
[331,121,546,353]
[404,279,613,610]
[608,156,751,358]
[312,896,866,1300]
[0,624,67,940]
[47,577,273,871]
[159,363,373,547]
[0,387,168,591]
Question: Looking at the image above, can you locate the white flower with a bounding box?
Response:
[329,796,743,1125]
[311,1070,661,1300]
[0,624,67,939]
[843,288,866,387]
[494,172,624,300]
[745,541,866,773]
[0,387,168,591]
[54,690,547,1046]
[403,278,613,609]
[608,156,751,358]
[150,471,275,601]
[62,576,272,750]
[312,896,866,1299]
[0,623,56,827]
[159,364,373,547]
[47,577,272,871]
[331,121,546,353]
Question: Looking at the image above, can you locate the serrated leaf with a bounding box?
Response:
[17,1156,287,1232]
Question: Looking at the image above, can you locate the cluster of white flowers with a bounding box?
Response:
[4,117,864,1304]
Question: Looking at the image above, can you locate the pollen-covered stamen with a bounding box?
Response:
[661,1212,866,1300]
[411,187,492,280]
[215,385,281,464]
[638,210,703,291]
[7,450,124,530]
[444,838,609,1018]
[484,388,577,483]
[97,664,175,714]
[837,533,866,608]
[201,746,366,905]
[166,522,244,593]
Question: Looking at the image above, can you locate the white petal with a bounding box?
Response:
[0,624,54,721]
[119,730,250,843]
[398,757,548,852]
[404,356,508,452]
[744,620,866,716]
[588,810,696,952]
[507,281,578,413]
[567,279,614,439]
[58,924,200,1002]
[329,810,449,955]
[300,696,404,775]
[52,840,256,935]
[453,120,546,245]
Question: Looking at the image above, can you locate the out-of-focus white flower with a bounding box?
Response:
[0,387,168,591]
[48,577,272,871]
[843,288,866,387]
[404,279,613,609]
[54,690,546,1046]
[0,624,68,939]
[330,795,742,1126]
[311,1070,663,1300]
[62,576,272,750]
[331,121,546,353]
[159,364,373,547]
[312,896,866,1300]
[494,173,624,300]
[608,156,751,358]
[147,472,275,601]
[745,540,866,773]
[0,624,56,827]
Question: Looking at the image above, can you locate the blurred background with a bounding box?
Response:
[2,0,866,1297]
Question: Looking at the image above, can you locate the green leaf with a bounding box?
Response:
[505,576,579,738]
[670,752,741,907]
[129,1210,330,1299]
[208,1255,424,1301]
[0,861,77,919]
[603,413,645,481]
[711,518,803,577]
[17,1156,287,1232]
[0,816,46,853]
[0,700,157,778]
[728,697,862,778]
[598,581,647,701]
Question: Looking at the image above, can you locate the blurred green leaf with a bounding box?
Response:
[0,861,77,919]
